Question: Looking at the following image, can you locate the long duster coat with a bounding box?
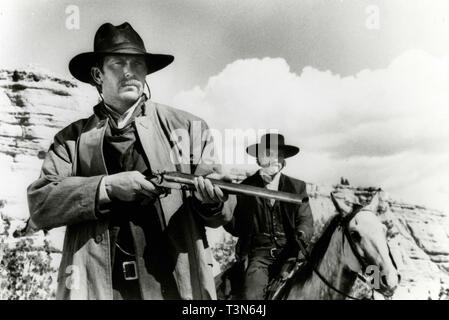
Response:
[27,100,230,300]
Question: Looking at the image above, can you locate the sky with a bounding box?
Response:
[1,0,449,212]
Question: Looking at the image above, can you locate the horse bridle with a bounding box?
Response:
[340,204,371,272]
[295,202,398,300]
[340,204,398,278]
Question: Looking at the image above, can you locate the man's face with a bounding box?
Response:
[257,149,285,178]
[96,55,148,112]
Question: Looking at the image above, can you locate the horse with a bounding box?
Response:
[216,192,401,300]
[277,192,401,299]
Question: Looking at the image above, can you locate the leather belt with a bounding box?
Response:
[252,247,282,258]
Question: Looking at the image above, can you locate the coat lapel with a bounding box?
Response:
[78,115,108,176]
[279,173,296,231]
[134,102,184,226]
[250,172,267,207]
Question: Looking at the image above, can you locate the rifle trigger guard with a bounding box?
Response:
[158,186,171,198]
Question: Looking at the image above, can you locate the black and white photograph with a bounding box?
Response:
[0,0,448,303]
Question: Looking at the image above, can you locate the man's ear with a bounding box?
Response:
[90,67,103,85]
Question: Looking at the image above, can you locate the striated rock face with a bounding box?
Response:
[1,69,448,299]
[0,68,97,221]
[0,69,97,293]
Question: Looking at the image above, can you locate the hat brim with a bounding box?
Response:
[246,144,300,159]
[69,51,174,83]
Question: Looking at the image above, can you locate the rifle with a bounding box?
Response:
[146,171,307,205]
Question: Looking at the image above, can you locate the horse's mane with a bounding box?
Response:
[272,213,343,299]
[293,213,342,282]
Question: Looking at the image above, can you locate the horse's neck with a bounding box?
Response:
[289,228,357,299]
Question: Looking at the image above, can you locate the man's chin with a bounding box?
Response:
[118,91,142,103]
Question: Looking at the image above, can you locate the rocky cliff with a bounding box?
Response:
[0,68,97,221]
[0,69,448,299]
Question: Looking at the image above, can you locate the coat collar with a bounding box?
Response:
[253,169,289,191]
[247,170,298,208]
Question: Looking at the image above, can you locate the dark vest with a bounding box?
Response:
[250,191,288,250]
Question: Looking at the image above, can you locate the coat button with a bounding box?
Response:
[95,235,103,244]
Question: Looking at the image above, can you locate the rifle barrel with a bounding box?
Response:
[160,171,305,205]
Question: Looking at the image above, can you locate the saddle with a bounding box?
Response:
[265,257,305,300]
[215,259,247,300]
[215,256,306,300]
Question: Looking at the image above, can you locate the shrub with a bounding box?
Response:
[0,217,56,300]
[12,70,21,82]
[212,234,237,272]
[438,286,449,300]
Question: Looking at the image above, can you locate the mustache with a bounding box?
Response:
[120,78,143,88]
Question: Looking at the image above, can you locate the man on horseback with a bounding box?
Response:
[224,133,314,300]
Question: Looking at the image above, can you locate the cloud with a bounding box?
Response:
[172,50,449,213]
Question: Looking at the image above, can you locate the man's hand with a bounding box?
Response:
[193,175,229,204]
[104,171,162,202]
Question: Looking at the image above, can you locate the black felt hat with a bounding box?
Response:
[246,133,300,159]
[69,22,174,83]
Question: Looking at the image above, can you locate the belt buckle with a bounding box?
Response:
[270,248,278,258]
[122,261,138,280]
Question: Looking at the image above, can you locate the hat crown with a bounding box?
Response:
[246,133,300,158]
[93,22,146,53]
[260,133,285,147]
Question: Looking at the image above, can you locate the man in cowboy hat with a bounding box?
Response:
[27,22,230,300]
[224,133,314,300]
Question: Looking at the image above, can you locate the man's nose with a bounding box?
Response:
[123,66,132,78]
[122,61,134,78]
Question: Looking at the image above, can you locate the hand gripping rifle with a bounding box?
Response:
[146,171,307,205]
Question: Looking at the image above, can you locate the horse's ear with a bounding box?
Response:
[330,192,353,216]
[363,192,380,213]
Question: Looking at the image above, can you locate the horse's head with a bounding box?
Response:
[331,192,400,298]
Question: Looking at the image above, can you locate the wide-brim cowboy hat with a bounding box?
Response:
[246,133,300,159]
[69,22,174,83]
